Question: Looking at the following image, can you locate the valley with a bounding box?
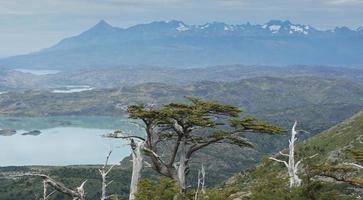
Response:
[0,73,362,194]
[0,7,362,199]
[1,65,363,90]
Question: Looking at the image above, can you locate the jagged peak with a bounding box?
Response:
[262,20,311,35]
[94,20,113,28]
[265,19,292,26]
[83,19,116,34]
[333,26,355,33]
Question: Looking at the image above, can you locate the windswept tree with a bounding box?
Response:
[119,97,282,192]
[269,121,317,188]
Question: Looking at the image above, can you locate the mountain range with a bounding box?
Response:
[0,20,362,69]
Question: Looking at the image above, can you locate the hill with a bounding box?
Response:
[0,76,362,188]
[224,110,363,199]
[1,20,363,69]
[1,65,363,91]
[0,76,362,134]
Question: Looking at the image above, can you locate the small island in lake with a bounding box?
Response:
[0,129,16,136]
[21,130,41,136]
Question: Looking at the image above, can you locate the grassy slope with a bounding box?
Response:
[226,110,363,199]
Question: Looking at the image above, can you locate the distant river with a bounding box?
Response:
[0,116,143,166]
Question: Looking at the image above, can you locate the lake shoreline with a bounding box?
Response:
[0,116,141,166]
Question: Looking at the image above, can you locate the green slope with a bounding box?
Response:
[225,110,363,199]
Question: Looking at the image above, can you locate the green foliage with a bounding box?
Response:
[135,177,179,200]
[135,177,237,200]
[110,195,120,200]
[127,96,283,194]
[128,96,282,146]
[231,116,284,134]
[346,148,363,163]
[247,163,355,200]
[198,187,238,200]
[0,166,131,200]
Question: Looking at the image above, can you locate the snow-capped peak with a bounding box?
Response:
[200,23,210,30]
[269,25,281,33]
[224,25,234,31]
[290,25,308,35]
[263,20,309,35]
[176,23,190,32]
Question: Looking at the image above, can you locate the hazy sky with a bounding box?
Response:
[0,0,362,57]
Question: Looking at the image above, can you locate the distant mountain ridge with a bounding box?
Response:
[1,19,363,69]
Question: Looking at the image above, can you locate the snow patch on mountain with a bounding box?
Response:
[200,24,210,30]
[269,25,281,33]
[224,25,234,31]
[176,23,190,32]
[290,25,308,34]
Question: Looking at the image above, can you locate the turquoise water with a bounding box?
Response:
[0,116,143,166]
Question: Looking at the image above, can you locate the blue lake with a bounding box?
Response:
[0,116,143,166]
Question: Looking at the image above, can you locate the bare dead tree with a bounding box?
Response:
[269,121,317,187]
[99,149,117,200]
[342,162,363,169]
[19,174,87,200]
[194,164,206,200]
[129,138,145,200]
[315,164,363,188]
[42,180,56,200]
[104,130,146,200]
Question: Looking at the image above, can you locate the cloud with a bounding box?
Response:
[325,0,363,5]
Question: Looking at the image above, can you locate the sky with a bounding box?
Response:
[0,0,362,57]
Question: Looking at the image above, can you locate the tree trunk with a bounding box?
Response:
[100,172,107,200]
[287,121,302,187]
[269,121,302,188]
[176,138,187,192]
[129,140,145,200]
